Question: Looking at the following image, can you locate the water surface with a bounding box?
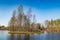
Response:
[0,31,60,40]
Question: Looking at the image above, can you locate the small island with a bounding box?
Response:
[7,5,45,34]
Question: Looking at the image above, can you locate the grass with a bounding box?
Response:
[8,31,42,34]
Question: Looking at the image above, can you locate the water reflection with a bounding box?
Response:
[8,33,60,40]
[9,34,15,40]
[46,33,60,40]
[8,34,30,40]
[0,31,60,40]
[24,34,30,40]
[17,34,21,40]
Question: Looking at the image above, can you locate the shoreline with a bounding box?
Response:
[8,31,42,34]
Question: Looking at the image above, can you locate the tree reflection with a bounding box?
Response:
[17,34,22,40]
[8,34,30,40]
[24,34,30,40]
[8,34,15,40]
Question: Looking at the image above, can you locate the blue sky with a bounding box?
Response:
[0,0,60,26]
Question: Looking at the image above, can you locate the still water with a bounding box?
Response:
[0,31,60,40]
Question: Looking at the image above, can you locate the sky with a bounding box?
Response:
[0,0,60,26]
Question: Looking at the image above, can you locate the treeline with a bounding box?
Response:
[1,5,60,33]
[0,26,8,30]
[45,19,60,32]
[8,5,43,32]
[45,19,60,27]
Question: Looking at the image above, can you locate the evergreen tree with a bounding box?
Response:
[17,5,23,31]
[8,10,16,31]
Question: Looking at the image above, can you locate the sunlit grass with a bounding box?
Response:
[8,31,42,34]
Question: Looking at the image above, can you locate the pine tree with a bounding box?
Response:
[8,10,16,31]
[26,8,32,31]
[17,5,23,31]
